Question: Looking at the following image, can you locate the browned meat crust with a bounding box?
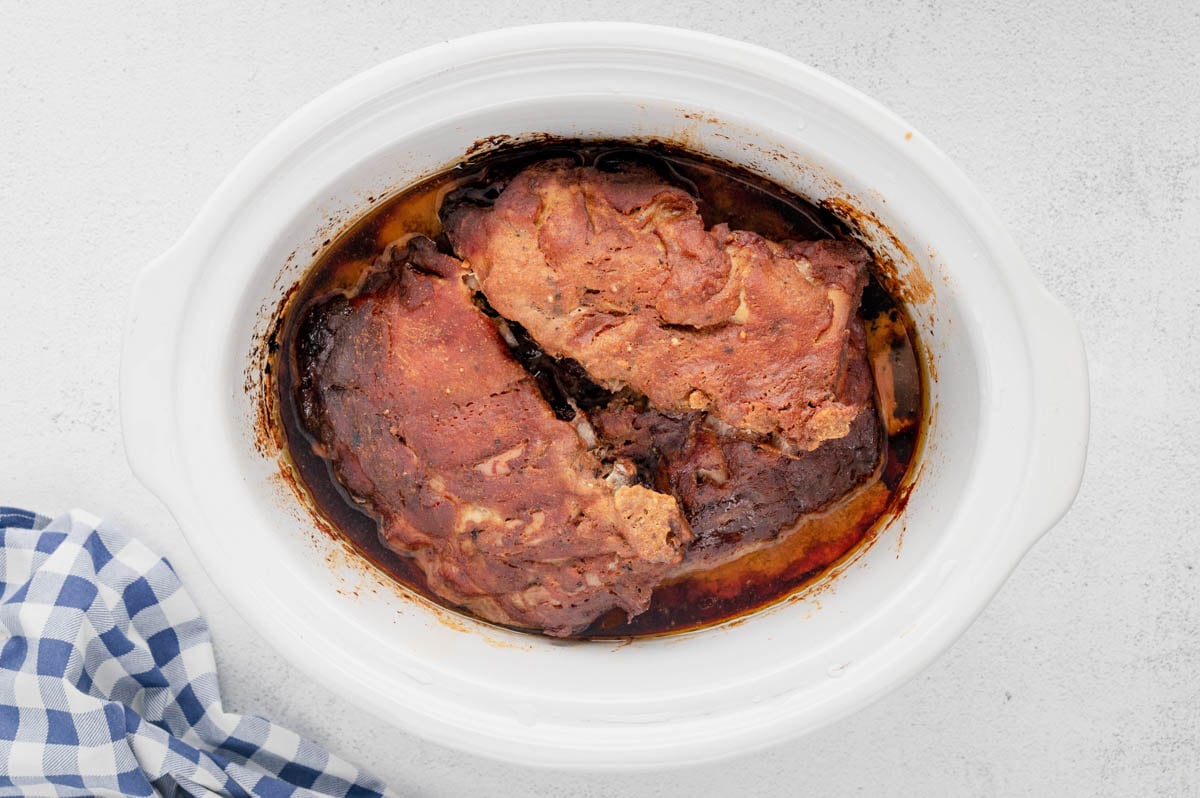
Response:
[294,237,690,636]
[445,160,874,453]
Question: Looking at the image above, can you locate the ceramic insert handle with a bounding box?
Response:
[121,244,192,511]
[1016,284,1090,546]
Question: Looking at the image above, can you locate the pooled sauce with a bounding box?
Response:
[271,141,923,638]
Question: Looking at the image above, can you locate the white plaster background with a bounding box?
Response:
[1,1,1197,795]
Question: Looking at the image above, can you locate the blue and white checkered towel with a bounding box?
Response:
[0,507,392,797]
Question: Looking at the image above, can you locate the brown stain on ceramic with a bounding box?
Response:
[463,134,520,159]
[820,196,934,306]
[248,284,300,460]
[462,132,563,163]
[417,598,537,650]
[907,268,935,304]
[682,111,723,125]
[888,463,924,558]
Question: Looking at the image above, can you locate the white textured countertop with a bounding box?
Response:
[3,2,1197,795]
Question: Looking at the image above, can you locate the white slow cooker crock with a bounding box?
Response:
[120,24,1089,769]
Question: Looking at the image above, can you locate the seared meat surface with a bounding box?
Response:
[445,160,874,453]
[295,237,690,636]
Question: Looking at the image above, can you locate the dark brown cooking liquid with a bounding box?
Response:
[271,141,922,638]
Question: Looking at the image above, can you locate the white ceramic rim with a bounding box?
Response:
[121,23,1089,769]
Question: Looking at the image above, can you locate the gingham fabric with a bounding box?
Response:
[0,507,392,797]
